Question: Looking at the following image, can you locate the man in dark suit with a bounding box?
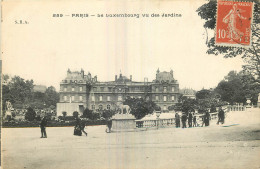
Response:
[181,113,187,128]
[40,116,48,138]
[188,111,193,127]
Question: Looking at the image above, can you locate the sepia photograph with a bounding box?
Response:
[1,0,259,168]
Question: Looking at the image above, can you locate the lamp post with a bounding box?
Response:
[156,111,161,129]
[246,96,252,108]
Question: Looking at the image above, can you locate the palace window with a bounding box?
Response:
[108,87,112,92]
[156,95,159,101]
[71,96,75,101]
[118,96,122,101]
[99,105,103,110]
[172,87,175,92]
[99,96,103,101]
[101,87,104,92]
[107,96,111,101]
[107,105,111,110]
[79,96,83,101]
[92,96,95,101]
[79,87,83,91]
[93,87,97,92]
[64,87,67,92]
[164,87,167,92]
[164,96,167,102]
[163,105,167,110]
[72,87,75,91]
[138,96,142,99]
[172,96,174,101]
[155,87,158,92]
[91,105,95,110]
[64,95,67,101]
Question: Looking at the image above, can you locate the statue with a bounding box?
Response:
[116,102,131,114]
[5,101,13,120]
[111,102,136,132]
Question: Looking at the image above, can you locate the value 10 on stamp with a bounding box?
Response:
[215,0,254,47]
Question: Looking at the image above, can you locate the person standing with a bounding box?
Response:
[188,111,193,127]
[204,110,211,127]
[40,116,48,138]
[217,107,225,125]
[193,114,197,127]
[106,118,112,133]
[175,112,180,128]
[181,113,187,128]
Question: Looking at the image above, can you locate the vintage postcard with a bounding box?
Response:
[1,0,259,169]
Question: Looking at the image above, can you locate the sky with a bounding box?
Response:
[2,0,244,91]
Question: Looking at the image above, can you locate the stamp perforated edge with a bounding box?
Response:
[214,0,255,49]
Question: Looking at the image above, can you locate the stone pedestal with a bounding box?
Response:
[111,114,136,132]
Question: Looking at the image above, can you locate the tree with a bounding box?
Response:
[123,97,158,119]
[195,89,225,113]
[196,89,212,100]
[82,108,100,121]
[173,97,197,113]
[102,109,116,120]
[25,107,36,121]
[73,111,79,118]
[197,0,260,79]
[44,86,59,108]
[2,75,34,109]
[215,70,260,104]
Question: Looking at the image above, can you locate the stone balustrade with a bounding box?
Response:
[136,118,175,128]
[228,105,246,112]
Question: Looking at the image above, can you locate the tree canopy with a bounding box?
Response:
[215,70,259,104]
[123,97,159,119]
[2,75,60,111]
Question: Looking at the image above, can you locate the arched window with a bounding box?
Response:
[107,105,111,110]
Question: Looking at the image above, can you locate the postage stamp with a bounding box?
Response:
[215,0,254,47]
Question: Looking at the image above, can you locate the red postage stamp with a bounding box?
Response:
[215,0,254,47]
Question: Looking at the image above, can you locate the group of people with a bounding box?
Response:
[39,107,226,137]
[175,107,225,128]
[175,111,199,128]
[39,115,88,138]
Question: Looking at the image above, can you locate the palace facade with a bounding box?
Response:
[57,69,180,116]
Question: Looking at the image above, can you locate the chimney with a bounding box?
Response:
[115,75,117,81]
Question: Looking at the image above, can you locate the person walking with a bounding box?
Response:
[81,120,88,136]
[74,117,82,136]
[40,116,48,138]
[175,112,180,128]
[217,107,225,125]
[188,111,193,127]
[181,113,187,128]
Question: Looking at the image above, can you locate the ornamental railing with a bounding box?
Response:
[136,118,175,128]
[136,112,220,129]
[228,105,246,111]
